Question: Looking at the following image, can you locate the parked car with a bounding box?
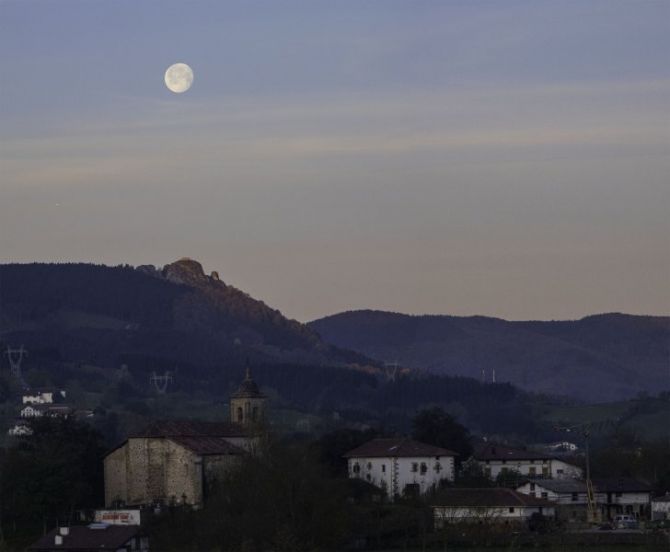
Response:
[613,514,638,529]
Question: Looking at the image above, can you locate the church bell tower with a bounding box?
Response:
[230,363,267,426]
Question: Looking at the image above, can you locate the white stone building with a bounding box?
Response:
[591,477,652,520]
[432,488,555,527]
[516,479,590,521]
[474,444,583,480]
[344,438,456,498]
[20,404,72,418]
[7,418,33,436]
[651,494,670,520]
[516,477,653,521]
[22,388,66,405]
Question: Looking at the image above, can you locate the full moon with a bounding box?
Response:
[164,63,194,94]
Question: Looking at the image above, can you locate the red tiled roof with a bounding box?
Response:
[28,525,140,551]
[168,435,246,456]
[431,488,554,508]
[130,419,249,439]
[474,444,551,461]
[343,438,457,458]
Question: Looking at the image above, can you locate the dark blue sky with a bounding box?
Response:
[2,1,668,320]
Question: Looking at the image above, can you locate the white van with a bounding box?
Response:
[613,514,638,529]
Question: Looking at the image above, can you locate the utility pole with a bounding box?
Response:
[552,419,617,524]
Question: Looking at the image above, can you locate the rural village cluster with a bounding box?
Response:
[8,366,669,551]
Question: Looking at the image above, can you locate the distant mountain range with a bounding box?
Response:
[309,310,670,402]
[0,259,370,376]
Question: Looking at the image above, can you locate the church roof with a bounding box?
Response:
[231,364,266,399]
[343,438,457,458]
[105,419,250,458]
[169,435,246,456]
[130,419,249,439]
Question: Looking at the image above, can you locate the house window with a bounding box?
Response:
[236,407,243,422]
[542,467,549,477]
[571,493,578,502]
[615,492,622,498]
[530,483,536,491]
[502,459,507,464]
[353,463,360,474]
[420,462,427,475]
[435,462,442,473]
[557,469,564,475]
[529,467,536,476]
[509,507,515,513]
[541,492,548,499]
[367,462,372,470]
[366,474,371,482]
[382,464,386,473]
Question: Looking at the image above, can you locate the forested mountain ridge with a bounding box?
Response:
[0,259,368,370]
[0,260,553,442]
[308,310,670,402]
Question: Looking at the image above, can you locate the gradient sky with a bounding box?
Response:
[1,0,669,322]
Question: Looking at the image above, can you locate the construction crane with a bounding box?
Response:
[552,418,619,524]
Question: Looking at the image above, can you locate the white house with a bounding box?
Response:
[591,478,652,520]
[7,419,33,436]
[651,494,670,520]
[516,479,590,522]
[344,438,456,498]
[474,444,583,480]
[22,388,66,405]
[20,404,73,418]
[517,477,652,521]
[432,488,555,527]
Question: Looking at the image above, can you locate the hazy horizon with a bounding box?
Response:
[2,1,669,321]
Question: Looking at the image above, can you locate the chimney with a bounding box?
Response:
[54,535,63,546]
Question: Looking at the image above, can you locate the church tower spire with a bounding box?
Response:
[230,361,267,426]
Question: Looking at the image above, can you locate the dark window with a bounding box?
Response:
[366,474,371,482]
[502,459,507,464]
[541,492,548,499]
[236,407,243,422]
[571,492,578,502]
[382,464,386,473]
[530,483,536,491]
[509,507,515,513]
[615,492,622,498]
[367,462,372,470]
[420,463,427,475]
[435,462,442,473]
[353,463,360,474]
[411,463,418,473]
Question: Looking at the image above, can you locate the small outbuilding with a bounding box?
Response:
[431,488,555,527]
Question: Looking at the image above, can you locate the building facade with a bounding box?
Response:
[432,488,555,527]
[344,438,456,498]
[516,477,653,521]
[475,444,583,480]
[104,368,268,509]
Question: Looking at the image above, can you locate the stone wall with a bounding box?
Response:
[104,437,242,507]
